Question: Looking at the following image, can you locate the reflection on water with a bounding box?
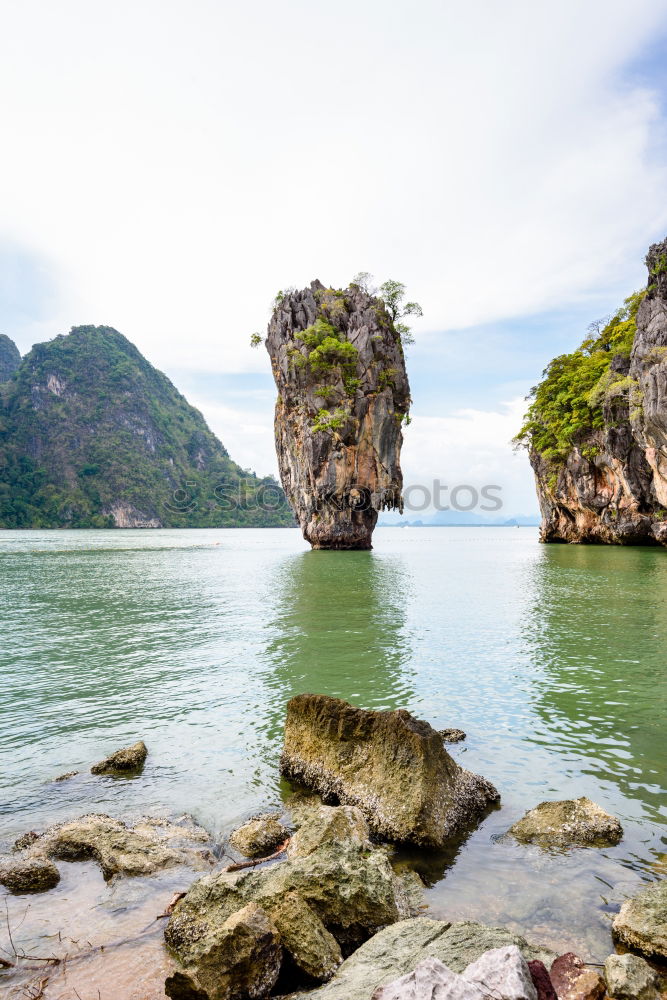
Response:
[262,550,414,732]
[1,526,666,991]
[525,545,667,831]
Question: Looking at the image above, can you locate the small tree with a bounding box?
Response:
[250,332,262,348]
[378,279,423,346]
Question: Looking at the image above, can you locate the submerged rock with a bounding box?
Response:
[165,805,423,997]
[550,953,605,1000]
[91,739,148,774]
[280,694,499,848]
[165,902,282,1000]
[439,729,466,743]
[612,879,667,959]
[54,770,79,782]
[288,918,556,1000]
[0,856,61,894]
[229,815,289,858]
[24,813,213,880]
[265,280,411,550]
[603,953,659,1000]
[508,798,623,848]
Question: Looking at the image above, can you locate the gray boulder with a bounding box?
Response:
[289,919,556,1000]
[230,815,289,858]
[91,739,148,775]
[612,879,667,959]
[508,798,623,848]
[604,953,659,1000]
[373,946,537,1000]
[164,902,282,1000]
[0,856,60,894]
[280,695,499,849]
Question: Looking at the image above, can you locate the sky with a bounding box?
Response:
[2,0,667,516]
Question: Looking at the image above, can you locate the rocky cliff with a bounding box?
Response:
[266,280,411,549]
[0,334,21,383]
[0,325,293,528]
[518,237,667,544]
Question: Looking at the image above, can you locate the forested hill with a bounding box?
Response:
[0,325,294,528]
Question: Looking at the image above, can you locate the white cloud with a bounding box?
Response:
[1,0,666,373]
[401,400,537,514]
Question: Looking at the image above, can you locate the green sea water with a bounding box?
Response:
[1,526,665,959]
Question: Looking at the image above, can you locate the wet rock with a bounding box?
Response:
[271,891,342,982]
[91,739,148,774]
[266,281,411,550]
[287,803,371,859]
[280,694,499,849]
[604,953,659,1000]
[550,953,605,1000]
[165,805,423,982]
[439,729,466,743]
[291,919,556,1000]
[13,831,39,852]
[27,813,213,880]
[164,902,282,1000]
[508,798,623,848]
[612,879,667,959]
[230,815,289,859]
[528,960,558,1000]
[0,856,60,894]
[54,770,79,782]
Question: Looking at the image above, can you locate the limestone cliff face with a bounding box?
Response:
[530,238,667,545]
[266,281,410,549]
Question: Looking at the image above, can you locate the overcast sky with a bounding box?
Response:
[2,0,667,514]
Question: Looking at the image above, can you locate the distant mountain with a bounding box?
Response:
[0,334,21,383]
[0,325,295,529]
[378,510,540,527]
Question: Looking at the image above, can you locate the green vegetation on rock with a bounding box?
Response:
[515,290,645,463]
[0,325,294,529]
[0,334,21,383]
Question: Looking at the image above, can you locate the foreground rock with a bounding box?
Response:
[612,879,667,959]
[23,813,213,880]
[230,815,289,858]
[373,945,539,1000]
[91,739,148,774]
[508,798,623,848]
[280,695,499,848]
[265,279,411,549]
[165,902,282,1000]
[0,856,61,894]
[603,953,659,1000]
[287,918,556,1000]
[550,953,605,1000]
[165,805,422,996]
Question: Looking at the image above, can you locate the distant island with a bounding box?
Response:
[0,326,294,529]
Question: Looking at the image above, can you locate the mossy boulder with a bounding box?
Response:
[91,740,148,775]
[508,798,623,849]
[165,805,423,996]
[164,902,282,1000]
[229,815,289,858]
[0,856,60,894]
[613,879,667,959]
[25,813,213,880]
[280,695,499,848]
[603,953,660,1000]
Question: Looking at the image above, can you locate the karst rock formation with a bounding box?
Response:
[265,280,411,549]
[530,237,667,544]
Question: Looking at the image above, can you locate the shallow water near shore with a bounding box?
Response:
[1,526,666,996]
